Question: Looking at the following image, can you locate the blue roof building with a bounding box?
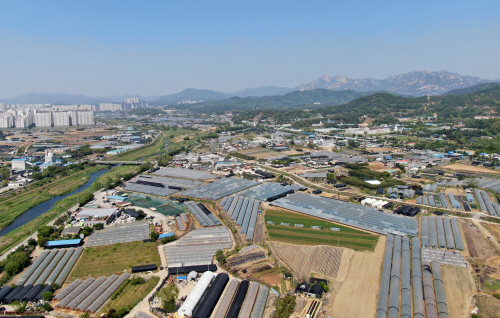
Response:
[44,239,82,249]
[159,233,175,239]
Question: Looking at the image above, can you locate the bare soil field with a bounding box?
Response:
[260,272,281,285]
[441,265,476,318]
[327,235,386,318]
[442,163,500,174]
[366,147,394,152]
[268,241,344,280]
[461,220,479,257]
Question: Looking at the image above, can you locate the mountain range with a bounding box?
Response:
[1,71,498,105]
[296,70,497,96]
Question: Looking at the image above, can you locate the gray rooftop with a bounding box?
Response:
[272,192,418,236]
[153,168,218,180]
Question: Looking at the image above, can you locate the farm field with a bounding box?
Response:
[327,235,386,318]
[264,209,379,251]
[483,222,500,242]
[97,276,159,316]
[441,163,500,174]
[68,241,161,281]
[269,241,344,280]
[441,266,475,318]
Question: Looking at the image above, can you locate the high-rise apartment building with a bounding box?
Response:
[34,111,52,127]
[0,114,14,128]
[53,111,70,127]
[77,110,94,126]
[69,110,78,126]
[99,103,123,111]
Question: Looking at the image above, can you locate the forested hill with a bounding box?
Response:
[171,89,380,112]
[233,84,500,126]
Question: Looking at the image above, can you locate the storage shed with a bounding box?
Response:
[44,239,82,249]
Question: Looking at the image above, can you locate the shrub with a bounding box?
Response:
[42,291,53,301]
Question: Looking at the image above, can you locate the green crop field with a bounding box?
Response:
[98,276,159,316]
[68,241,161,281]
[265,209,378,251]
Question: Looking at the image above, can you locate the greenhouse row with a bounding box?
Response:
[55,273,130,313]
[273,192,418,236]
[221,195,260,241]
[0,284,52,304]
[420,216,464,250]
[184,201,221,227]
[85,221,150,247]
[16,247,83,287]
[180,178,259,200]
[177,272,269,318]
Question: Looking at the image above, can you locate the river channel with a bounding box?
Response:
[0,167,110,236]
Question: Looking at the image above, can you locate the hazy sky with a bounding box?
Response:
[0,0,499,98]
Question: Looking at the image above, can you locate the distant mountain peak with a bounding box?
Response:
[297,70,496,96]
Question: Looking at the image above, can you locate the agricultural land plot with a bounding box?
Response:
[442,163,500,175]
[441,265,475,318]
[327,235,386,318]
[476,295,500,318]
[269,241,345,280]
[97,276,159,316]
[68,241,161,281]
[461,220,479,257]
[264,209,379,251]
[482,223,500,243]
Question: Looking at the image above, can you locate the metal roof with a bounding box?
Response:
[181,178,259,200]
[273,192,418,236]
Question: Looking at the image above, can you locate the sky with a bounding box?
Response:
[0,0,499,98]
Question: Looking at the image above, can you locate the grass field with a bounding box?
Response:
[265,209,378,251]
[97,276,159,315]
[68,241,161,281]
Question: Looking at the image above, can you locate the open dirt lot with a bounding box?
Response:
[442,163,500,174]
[368,162,392,172]
[366,147,395,152]
[327,235,386,318]
[441,266,476,318]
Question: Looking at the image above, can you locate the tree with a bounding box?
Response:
[151,232,159,241]
[93,223,104,230]
[157,284,179,313]
[42,302,53,311]
[37,237,48,248]
[467,178,479,189]
[42,291,53,301]
[27,238,37,246]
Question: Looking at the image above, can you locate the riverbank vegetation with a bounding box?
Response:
[0,164,147,256]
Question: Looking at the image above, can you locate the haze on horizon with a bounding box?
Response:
[0,0,499,99]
